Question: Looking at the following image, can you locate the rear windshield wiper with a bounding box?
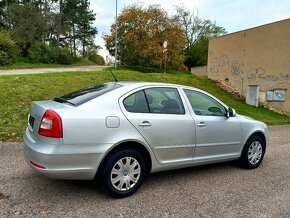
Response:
[53,97,75,106]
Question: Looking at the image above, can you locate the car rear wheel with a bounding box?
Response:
[100,148,146,198]
[240,135,265,169]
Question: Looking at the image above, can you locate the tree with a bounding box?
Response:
[174,6,226,68]
[0,30,18,65]
[0,0,98,59]
[0,0,19,30]
[103,4,186,69]
[62,0,97,58]
[87,46,105,65]
[10,3,46,56]
[76,0,97,58]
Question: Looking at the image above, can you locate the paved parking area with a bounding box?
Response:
[0,125,289,217]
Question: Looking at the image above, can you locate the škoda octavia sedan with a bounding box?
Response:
[24,81,268,198]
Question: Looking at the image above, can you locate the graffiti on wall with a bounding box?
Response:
[247,68,290,82]
[209,52,242,77]
[209,53,290,82]
[209,52,230,74]
[231,61,242,76]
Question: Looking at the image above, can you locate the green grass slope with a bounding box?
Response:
[0,68,289,142]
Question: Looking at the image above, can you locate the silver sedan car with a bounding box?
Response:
[24,81,269,198]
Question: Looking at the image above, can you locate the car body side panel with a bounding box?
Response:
[238,115,269,152]
[118,85,196,165]
[24,88,160,178]
[192,115,242,161]
[179,88,243,161]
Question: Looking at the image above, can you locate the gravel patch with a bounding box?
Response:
[0,126,289,217]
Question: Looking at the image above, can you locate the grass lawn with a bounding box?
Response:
[0,68,289,142]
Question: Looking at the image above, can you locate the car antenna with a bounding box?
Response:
[109,69,118,83]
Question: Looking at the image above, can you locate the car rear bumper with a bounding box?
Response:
[23,128,109,180]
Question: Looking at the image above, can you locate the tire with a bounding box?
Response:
[240,135,266,169]
[100,148,146,198]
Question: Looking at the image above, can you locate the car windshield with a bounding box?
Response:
[54,83,121,106]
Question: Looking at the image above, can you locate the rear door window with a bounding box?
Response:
[144,88,185,114]
[123,87,185,114]
[123,90,149,113]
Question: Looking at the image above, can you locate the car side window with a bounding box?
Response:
[123,87,185,114]
[184,89,226,116]
[144,87,185,114]
[123,90,149,113]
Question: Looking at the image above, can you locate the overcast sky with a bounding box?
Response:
[90,0,290,58]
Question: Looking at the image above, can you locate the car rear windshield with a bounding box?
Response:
[53,83,122,106]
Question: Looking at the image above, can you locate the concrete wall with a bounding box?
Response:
[207,19,290,115]
[191,66,207,76]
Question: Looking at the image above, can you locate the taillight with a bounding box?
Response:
[38,109,63,138]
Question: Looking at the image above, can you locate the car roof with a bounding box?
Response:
[114,81,205,93]
[115,81,184,88]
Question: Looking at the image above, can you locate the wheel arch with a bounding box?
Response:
[246,131,266,146]
[95,140,153,178]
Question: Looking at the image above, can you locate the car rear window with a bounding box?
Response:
[54,83,122,106]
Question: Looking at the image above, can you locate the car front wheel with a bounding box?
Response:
[240,135,266,169]
[100,148,146,198]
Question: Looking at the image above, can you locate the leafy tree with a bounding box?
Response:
[76,0,97,58]
[88,51,105,65]
[9,3,46,56]
[174,6,226,68]
[0,0,19,29]
[104,4,186,69]
[187,36,209,66]
[0,0,98,61]
[0,30,18,65]
[62,0,97,58]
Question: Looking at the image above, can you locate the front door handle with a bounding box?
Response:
[197,122,207,127]
[138,121,152,127]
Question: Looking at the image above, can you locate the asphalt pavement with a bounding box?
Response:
[0,65,108,76]
[0,125,289,217]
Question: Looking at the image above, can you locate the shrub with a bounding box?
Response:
[28,42,49,63]
[0,30,18,65]
[28,42,73,64]
[48,46,73,65]
[88,52,105,65]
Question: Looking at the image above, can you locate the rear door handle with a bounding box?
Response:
[197,122,207,127]
[138,121,151,127]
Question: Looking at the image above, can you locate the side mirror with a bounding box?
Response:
[228,108,236,117]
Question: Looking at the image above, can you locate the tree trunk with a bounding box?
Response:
[69,30,73,55]
[72,22,76,57]
[56,0,63,47]
[82,36,85,58]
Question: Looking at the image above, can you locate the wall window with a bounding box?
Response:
[184,89,226,116]
[266,89,286,102]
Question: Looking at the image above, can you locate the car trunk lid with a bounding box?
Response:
[28,100,72,142]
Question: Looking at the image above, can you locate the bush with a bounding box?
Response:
[28,42,73,64]
[0,30,18,65]
[88,52,105,65]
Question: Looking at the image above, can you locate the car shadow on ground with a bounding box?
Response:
[34,160,241,200]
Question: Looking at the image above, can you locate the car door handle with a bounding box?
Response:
[138,121,152,127]
[197,122,207,127]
